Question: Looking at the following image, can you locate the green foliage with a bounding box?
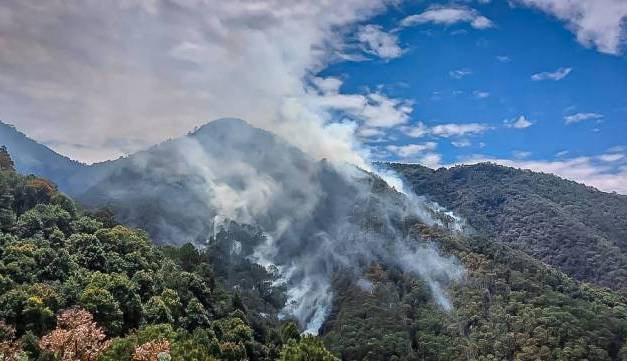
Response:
[280,336,339,361]
[7,153,627,360]
[0,167,334,360]
[387,162,627,291]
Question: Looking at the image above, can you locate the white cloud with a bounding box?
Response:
[401,5,494,29]
[401,122,429,138]
[451,139,471,147]
[512,150,532,159]
[311,78,413,129]
[512,0,627,55]
[357,126,385,138]
[356,24,404,60]
[386,142,437,157]
[419,153,444,168]
[454,153,627,194]
[0,0,392,164]
[496,55,511,62]
[401,121,491,138]
[449,68,473,79]
[599,153,625,162]
[473,90,490,99]
[564,112,603,124]
[430,123,490,137]
[531,67,572,81]
[504,115,534,129]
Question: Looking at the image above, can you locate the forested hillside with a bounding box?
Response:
[0,151,336,361]
[4,147,627,360]
[385,162,627,292]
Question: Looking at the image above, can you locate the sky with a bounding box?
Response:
[0,0,626,193]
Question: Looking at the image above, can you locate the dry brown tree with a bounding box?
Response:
[39,308,111,361]
[132,339,171,361]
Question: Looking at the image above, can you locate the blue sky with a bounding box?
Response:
[0,0,625,192]
[318,0,627,192]
[327,0,627,161]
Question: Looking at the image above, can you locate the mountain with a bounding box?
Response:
[385,162,627,292]
[2,152,627,360]
[0,121,85,190]
[76,118,322,243]
[0,121,122,196]
[0,158,337,360]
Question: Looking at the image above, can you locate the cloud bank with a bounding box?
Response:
[0,0,404,165]
[513,0,627,55]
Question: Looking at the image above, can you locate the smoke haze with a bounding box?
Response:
[80,118,465,333]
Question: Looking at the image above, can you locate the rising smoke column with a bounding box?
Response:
[87,118,466,334]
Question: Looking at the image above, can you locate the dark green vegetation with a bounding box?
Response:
[2,148,627,360]
[386,162,627,292]
[321,222,627,360]
[0,154,335,360]
[3,122,627,360]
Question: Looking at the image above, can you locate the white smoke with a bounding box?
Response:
[88,118,467,334]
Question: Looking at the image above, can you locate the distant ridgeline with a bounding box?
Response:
[385,162,627,292]
[3,128,627,359]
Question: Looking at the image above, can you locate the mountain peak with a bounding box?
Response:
[191,118,254,135]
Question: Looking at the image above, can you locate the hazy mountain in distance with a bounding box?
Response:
[0,121,123,196]
[385,162,627,291]
[0,121,85,187]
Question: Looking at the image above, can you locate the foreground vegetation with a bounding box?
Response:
[0,151,336,360]
[3,149,627,360]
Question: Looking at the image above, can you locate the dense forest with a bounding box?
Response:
[0,149,336,361]
[3,148,627,360]
[385,162,627,292]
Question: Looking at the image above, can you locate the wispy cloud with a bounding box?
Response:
[430,123,490,137]
[451,139,472,147]
[504,115,534,129]
[386,142,437,157]
[496,55,511,62]
[472,90,490,99]
[401,5,494,29]
[311,77,413,129]
[512,150,532,159]
[400,122,429,138]
[356,25,404,60]
[402,122,490,138]
[449,68,472,79]
[531,67,572,81]
[564,112,603,124]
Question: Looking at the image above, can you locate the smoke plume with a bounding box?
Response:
[83,118,465,334]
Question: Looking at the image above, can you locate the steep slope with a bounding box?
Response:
[0,121,85,189]
[385,162,627,291]
[0,121,121,196]
[3,137,627,360]
[78,118,319,243]
[0,162,337,360]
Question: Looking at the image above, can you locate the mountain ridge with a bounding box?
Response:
[385,161,627,291]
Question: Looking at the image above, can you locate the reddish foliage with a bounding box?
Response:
[26,178,56,197]
[39,308,111,361]
[0,321,23,361]
[132,339,170,361]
